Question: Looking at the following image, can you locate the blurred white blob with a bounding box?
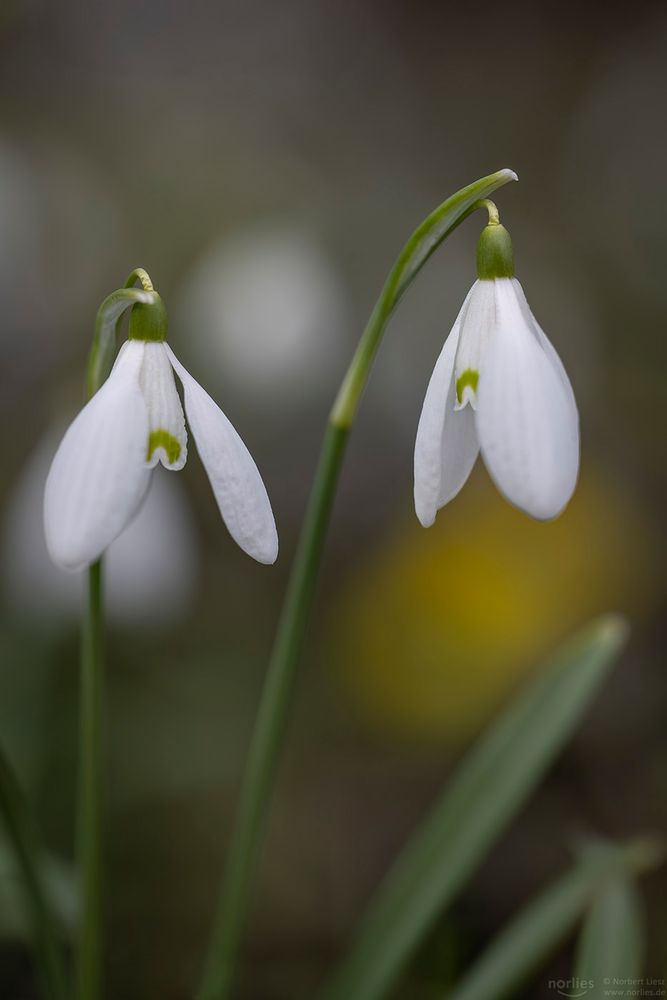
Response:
[3,433,198,627]
[177,225,347,401]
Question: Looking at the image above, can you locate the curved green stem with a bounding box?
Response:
[86,284,157,400]
[77,559,104,1000]
[0,272,150,999]
[77,276,149,1000]
[0,744,69,1000]
[123,267,154,292]
[197,167,518,1000]
[474,198,501,226]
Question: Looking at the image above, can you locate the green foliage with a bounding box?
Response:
[320,616,629,1000]
[448,840,657,1000]
[575,860,648,997]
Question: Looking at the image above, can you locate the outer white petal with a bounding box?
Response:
[165,345,278,564]
[138,342,188,470]
[509,277,579,422]
[414,286,480,527]
[44,341,151,570]
[476,279,579,520]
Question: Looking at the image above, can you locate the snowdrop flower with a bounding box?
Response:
[5,432,198,625]
[44,288,278,571]
[415,208,579,524]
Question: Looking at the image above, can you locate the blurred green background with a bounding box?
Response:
[1,2,666,997]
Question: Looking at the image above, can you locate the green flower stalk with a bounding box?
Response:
[44,266,281,1000]
[198,168,519,1000]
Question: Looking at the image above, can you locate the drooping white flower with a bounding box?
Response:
[44,291,278,571]
[414,219,579,525]
[5,433,198,625]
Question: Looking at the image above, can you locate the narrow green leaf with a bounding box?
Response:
[448,839,658,1000]
[575,869,647,997]
[319,615,629,1000]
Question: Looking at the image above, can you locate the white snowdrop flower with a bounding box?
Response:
[414,212,579,524]
[44,288,278,571]
[4,433,197,625]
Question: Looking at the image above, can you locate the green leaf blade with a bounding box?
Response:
[449,839,657,1000]
[575,871,646,995]
[319,615,629,1000]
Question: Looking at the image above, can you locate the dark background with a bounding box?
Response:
[0,2,665,997]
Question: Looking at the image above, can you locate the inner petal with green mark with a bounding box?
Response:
[455,368,479,409]
[139,342,188,470]
[147,429,182,466]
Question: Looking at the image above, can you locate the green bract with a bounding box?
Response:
[476,222,514,279]
[128,294,168,342]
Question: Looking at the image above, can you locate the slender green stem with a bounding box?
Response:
[330,191,513,428]
[0,274,145,998]
[197,168,518,1000]
[475,199,501,226]
[123,267,154,292]
[199,425,347,999]
[77,559,104,1000]
[86,286,156,399]
[0,744,68,1000]
[76,272,154,999]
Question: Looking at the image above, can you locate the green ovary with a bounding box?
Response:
[456,369,479,404]
[147,429,181,465]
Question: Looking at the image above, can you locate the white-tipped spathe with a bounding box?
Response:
[44,339,278,570]
[414,277,579,525]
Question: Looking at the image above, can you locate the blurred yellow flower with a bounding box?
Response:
[330,468,658,744]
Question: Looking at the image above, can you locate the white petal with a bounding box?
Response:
[453,279,496,409]
[414,286,480,527]
[509,277,579,421]
[139,342,188,470]
[476,279,579,520]
[165,345,278,564]
[44,341,151,570]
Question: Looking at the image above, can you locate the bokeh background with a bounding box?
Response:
[1,2,666,997]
